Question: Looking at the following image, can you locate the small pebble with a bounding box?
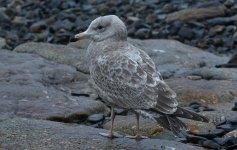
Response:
[88,113,104,123]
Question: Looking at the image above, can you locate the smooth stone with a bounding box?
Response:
[224,129,237,138]
[213,137,227,145]
[196,129,225,139]
[134,28,151,39]
[166,5,226,23]
[0,50,108,122]
[200,140,221,149]
[178,27,194,39]
[217,124,237,132]
[0,7,10,23]
[14,42,90,74]
[186,135,208,144]
[229,117,237,125]
[186,67,237,80]
[30,20,47,33]
[68,39,229,77]
[0,118,205,150]
[166,78,237,106]
[88,113,104,123]
[0,37,6,48]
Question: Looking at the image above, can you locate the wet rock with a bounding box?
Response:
[206,16,236,26]
[209,25,225,36]
[14,42,89,74]
[30,20,47,33]
[178,27,194,39]
[0,7,10,23]
[0,118,205,150]
[216,52,237,68]
[229,117,237,125]
[134,28,151,39]
[224,129,237,138]
[196,129,225,139]
[186,135,208,144]
[169,20,182,35]
[12,16,28,26]
[0,37,6,48]
[0,50,108,122]
[88,113,104,123]
[166,5,226,23]
[218,124,237,132]
[232,102,237,111]
[213,137,227,145]
[60,19,74,31]
[200,140,221,149]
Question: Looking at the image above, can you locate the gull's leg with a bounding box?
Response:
[99,107,122,138]
[126,111,148,139]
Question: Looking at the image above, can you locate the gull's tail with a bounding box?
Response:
[139,107,210,137]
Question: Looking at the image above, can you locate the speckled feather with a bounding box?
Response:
[88,40,178,114]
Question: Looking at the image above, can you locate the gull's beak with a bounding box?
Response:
[74,30,91,40]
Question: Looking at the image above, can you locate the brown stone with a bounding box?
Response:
[166,5,226,23]
[166,78,237,106]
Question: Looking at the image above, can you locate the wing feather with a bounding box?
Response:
[91,44,178,113]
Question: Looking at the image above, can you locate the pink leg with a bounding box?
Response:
[99,107,122,138]
[126,112,148,140]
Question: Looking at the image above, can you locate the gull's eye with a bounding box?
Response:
[97,25,104,31]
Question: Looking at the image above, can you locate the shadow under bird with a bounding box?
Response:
[74,15,209,139]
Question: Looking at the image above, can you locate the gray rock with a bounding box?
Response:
[103,114,214,138]
[185,67,237,80]
[166,78,237,106]
[178,27,194,39]
[0,50,108,121]
[15,39,229,80]
[0,37,6,48]
[71,39,229,78]
[88,113,104,123]
[103,115,164,137]
[206,16,237,25]
[166,5,226,23]
[14,42,89,73]
[0,117,204,150]
[0,7,10,23]
[30,20,47,33]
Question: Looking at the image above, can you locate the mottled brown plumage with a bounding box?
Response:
[75,15,209,138]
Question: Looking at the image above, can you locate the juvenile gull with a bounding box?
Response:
[74,15,209,139]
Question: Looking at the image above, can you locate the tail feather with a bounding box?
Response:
[155,115,188,137]
[138,106,209,137]
[174,107,210,122]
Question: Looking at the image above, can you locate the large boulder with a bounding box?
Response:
[0,117,205,150]
[15,39,232,80]
[0,50,108,122]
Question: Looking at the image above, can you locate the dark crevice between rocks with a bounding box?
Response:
[47,113,88,123]
[71,93,90,97]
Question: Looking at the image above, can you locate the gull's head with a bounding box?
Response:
[75,15,127,42]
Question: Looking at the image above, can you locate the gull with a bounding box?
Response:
[74,15,209,139]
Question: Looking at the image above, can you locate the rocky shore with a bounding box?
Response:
[0,0,237,150]
[0,0,236,55]
[0,38,236,149]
